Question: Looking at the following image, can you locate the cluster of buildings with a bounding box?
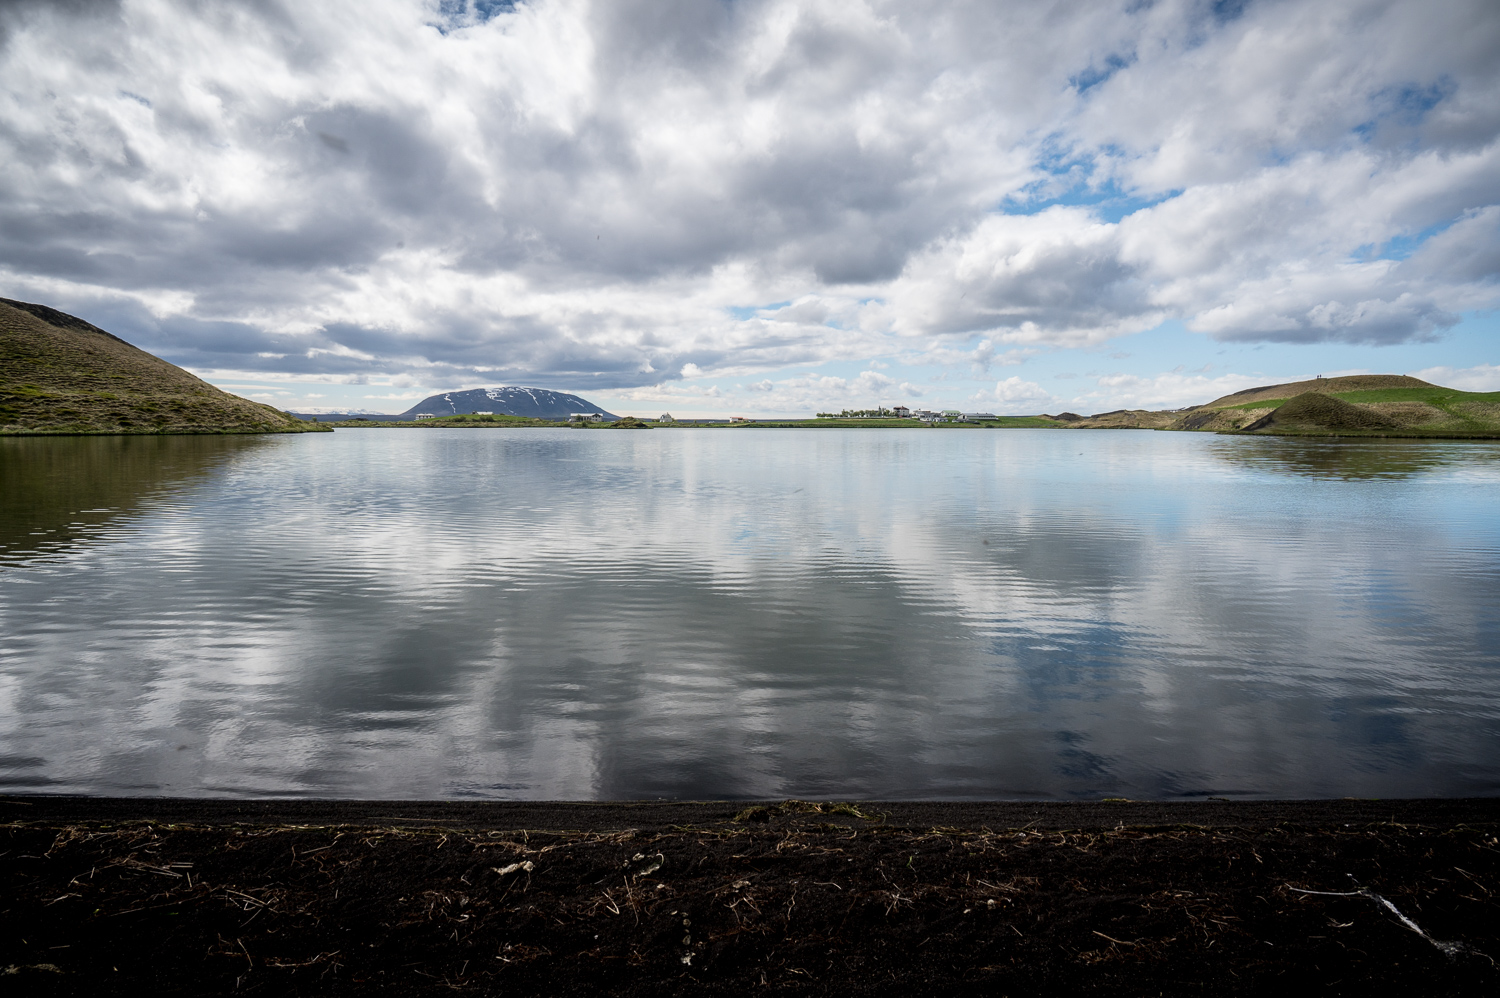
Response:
[673,408,1004,423]
[887,407,999,422]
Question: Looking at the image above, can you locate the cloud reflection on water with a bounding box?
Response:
[0,429,1497,799]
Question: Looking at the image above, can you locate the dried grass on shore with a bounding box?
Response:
[3,808,1497,995]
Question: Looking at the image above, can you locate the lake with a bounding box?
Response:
[1,428,1497,800]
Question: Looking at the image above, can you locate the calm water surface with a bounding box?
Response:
[1,428,1497,799]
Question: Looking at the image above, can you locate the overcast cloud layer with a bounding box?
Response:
[1,0,1497,411]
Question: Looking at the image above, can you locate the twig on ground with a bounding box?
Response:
[1286,878,1493,963]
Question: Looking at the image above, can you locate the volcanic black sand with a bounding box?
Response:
[2,797,1497,995]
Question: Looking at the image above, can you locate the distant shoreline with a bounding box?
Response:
[296,417,1500,439]
[292,373,1500,439]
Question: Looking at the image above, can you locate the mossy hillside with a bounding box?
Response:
[0,298,323,435]
[1166,375,1500,436]
[1063,409,1180,429]
[1242,391,1395,431]
[1207,386,1500,434]
[1199,374,1431,409]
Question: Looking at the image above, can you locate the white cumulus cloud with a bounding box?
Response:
[0,0,1493,391]
[1408,363,1500,392]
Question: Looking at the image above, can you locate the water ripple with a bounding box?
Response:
[1,429,1498,799]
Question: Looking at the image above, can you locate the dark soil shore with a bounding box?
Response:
[3,797,1497,995]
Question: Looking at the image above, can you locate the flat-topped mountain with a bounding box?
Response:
[402,387,618,421]
[0,298,320,435]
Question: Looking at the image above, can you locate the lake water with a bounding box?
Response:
[1,428,1497,800]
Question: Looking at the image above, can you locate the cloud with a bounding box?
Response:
[616,368,921,414]
[0,0,1496,388]
[1408,363,1500,392]
[888,208,1162,346]
[969,376,1053,411]
[1072,370,1285,412]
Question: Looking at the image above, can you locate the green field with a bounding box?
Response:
[1333,386,1500,405]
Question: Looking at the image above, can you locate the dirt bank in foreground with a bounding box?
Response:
[2,797,1497,995]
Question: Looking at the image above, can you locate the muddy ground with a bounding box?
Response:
[2,797,1497,995]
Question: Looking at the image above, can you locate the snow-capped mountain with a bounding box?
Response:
[400,387,618,421]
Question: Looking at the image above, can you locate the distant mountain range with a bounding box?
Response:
[401,387,618,421]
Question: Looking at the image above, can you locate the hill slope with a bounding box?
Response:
[1032,374,1500,436]
[1198,374,1431,409]
[402,387,618,420]
[0,298,320,434]
[1170,376,1500,434]
[1239,391,1397,432]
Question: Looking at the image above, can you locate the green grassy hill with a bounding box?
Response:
[1171,375,1500,436]
[0,298,324,435]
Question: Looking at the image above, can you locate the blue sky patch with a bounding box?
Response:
[1354,77,1455,140]
[1211,0,1253,23]
[1070,53,1134,94]
[1004,177,1180,223]
[1352,219,1455,262]
[726,301,792,320]
[431,0,517,34]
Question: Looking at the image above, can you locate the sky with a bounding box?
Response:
[1,0,1497,418]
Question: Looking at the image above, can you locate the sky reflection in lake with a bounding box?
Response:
[1,429,1497,799]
